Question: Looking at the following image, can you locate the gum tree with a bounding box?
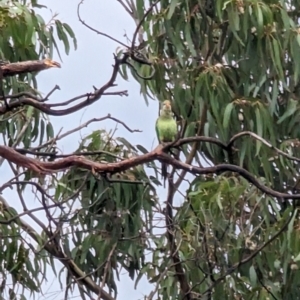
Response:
[2,0,300,300]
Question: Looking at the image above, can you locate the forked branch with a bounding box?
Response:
[1,138,300,200]
[0,54,128,116]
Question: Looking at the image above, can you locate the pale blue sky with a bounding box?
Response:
[2,1,159,299]
[37,0,158,153]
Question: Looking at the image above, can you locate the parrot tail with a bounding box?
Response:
[161,162,168,188]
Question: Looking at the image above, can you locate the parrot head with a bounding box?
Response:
[160,100,173,117]
[162,100,172,110]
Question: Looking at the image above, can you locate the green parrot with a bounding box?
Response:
[155,100,177,184]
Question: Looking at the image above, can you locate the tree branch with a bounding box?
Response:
[0,54,128,116]
[77,0,128,48]
[165,178,192,299]
[1,140,300,200]
[130,0,160,51]
[0,195,115,300]
[1,59,60,77]
[200,208,296,297]
[174,103,208,189]
[228,131,300,162]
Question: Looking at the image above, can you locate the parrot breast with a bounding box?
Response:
[157,117,177,142]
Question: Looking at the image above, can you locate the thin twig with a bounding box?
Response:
[97,243,117,300]
[0,202,62,225]
[165,176,191,299]
[200,209,296,297]
[228,131,300,162]
[0,115,31,167]
[31,114,140,151]
[117,0,133,16]
[77,0,129,48]
[131,0,160,51]
[43,84,60,102]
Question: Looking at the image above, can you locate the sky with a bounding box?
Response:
[2,0,159,299]
[37,0,158,152]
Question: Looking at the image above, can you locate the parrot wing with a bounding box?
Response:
[155,117,161,143]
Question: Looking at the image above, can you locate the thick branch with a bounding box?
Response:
[1,143,300,199]
[1,59,61,77]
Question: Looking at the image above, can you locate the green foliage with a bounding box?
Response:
[0,0,76,150]
[55,130,156,294]
[0,202,41,296]
[117,0,300,298]
[183,176,298,299]
[3,0,300,299]
[0,1,76,299]
[124,0,300,183]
